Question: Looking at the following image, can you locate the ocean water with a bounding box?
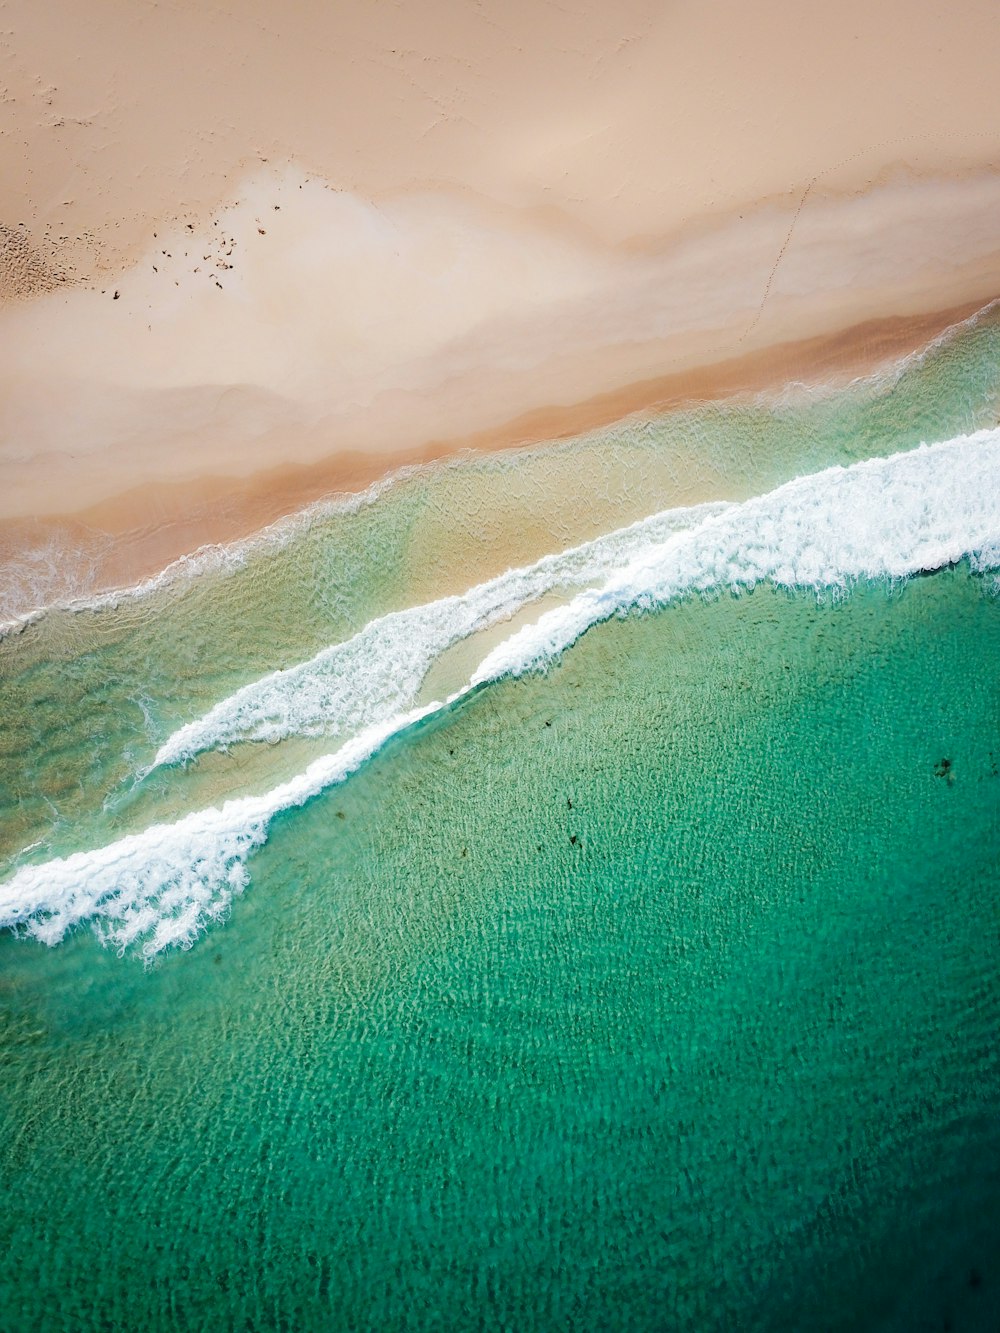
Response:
[1,308,999,1330]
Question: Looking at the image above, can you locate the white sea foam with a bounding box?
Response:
[0,465,423,639]
[3,430,998,958]
[471,430,1000,682]
[150,501,732,770]
[0,707,439,959]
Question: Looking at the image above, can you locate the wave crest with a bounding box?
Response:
[3,430,998,958]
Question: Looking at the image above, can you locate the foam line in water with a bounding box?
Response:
[0,706,440,959]
[150,501,732,770]
[471,430,1000,682]
[0,465,425,638]
[3,430,998,958]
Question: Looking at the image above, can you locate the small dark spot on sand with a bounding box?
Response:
[335,810,345,820]
[112,290,119,299]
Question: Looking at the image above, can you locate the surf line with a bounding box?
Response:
[2,429,998,958]
[148,500,732,771]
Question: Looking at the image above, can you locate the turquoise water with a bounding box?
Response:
[1,311,999,1330]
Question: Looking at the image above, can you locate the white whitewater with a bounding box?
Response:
[2,430,998,958]
[150,501,733,769]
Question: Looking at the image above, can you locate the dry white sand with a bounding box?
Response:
[2,0,1000,608]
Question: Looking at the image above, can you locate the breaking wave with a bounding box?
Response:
[150,501,732,769]
[2,430,998,958]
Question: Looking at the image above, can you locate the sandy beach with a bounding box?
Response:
[2,0,1000,614]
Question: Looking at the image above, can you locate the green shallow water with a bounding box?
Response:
[3,304,1000,866]
[1,568,999,1331]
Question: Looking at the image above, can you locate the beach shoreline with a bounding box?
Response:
[1,292,998,629]
[3,0,1000,621]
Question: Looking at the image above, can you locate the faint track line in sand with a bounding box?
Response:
[738,128,1000,346]
[739,176,816,344]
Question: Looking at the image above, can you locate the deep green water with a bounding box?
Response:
[1,568,998,1331]
[1,309,1000,1331]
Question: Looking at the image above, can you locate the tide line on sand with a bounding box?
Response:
[1,429,999,959]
